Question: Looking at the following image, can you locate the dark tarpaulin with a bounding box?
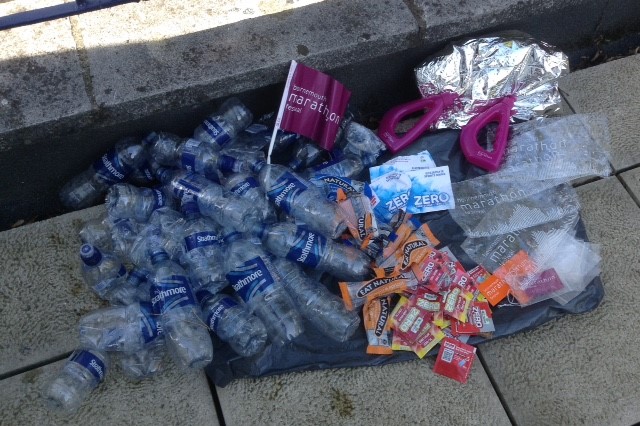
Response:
[206,130,604,387]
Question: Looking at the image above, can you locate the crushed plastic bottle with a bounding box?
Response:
[79,244,127,301]
[117,344,166,380]
[149,249,213,369]
[257,222,372,281]
[106,183,175,222]
[273,258,360,342]
[256,163,347,239]
[222,172,277,224]
[193,98,253,150]
[224,232,304,343]
[43,348,109,412]
[60,139,145,210]
[197,288,268,357]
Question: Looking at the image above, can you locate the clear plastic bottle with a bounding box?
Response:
[43,348,109,412]
[106,183,175,222]
[222,172,277,224]
[193,98,253,150]
[304,154,365,180]
[197,287,268,357]
[78,301,163,353]
[149,249,213,369]
[272,258,360,342]
[180,200,227,292]
[224,232,304,343]
[59,139,145,210]
[79,244,127,300]
[106,217,142,260]
[288,139,328,171]
[143,131,184,166]
[337,121,386,168]
[256,163,347,239]
[257,222,372,281]
[165,170,262,233]
[145,134,222,183]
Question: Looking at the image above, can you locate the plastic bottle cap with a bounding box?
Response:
[150,250,170,264]
[80,244,102,266]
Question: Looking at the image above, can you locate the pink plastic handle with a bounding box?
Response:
[378,93,458,154]
[459,96,516,172]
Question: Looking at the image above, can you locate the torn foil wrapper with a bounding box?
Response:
[415,34,569,129]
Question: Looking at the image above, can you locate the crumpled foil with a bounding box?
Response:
[415,34,569,129]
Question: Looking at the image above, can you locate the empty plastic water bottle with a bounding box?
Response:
[224,232,304,343]
[222,172,277,224]
[229,125,301,153]
[43,349,108,412]
[272,258,360,342]
[78,301,163,353]
[257,222,372,281]
[129,222,185,269]
[256,163,347,239]
[106,183,174,223]
[117,343,166,380]
[337,121,386,168]
[79,244,127,301]
[128,144,157,186]
[59,139,145,210]
[197,288,268,357]
[164,170,262,233]
[180,200,227,292]
[145,134,222,183]
[149,249,213,369]
[304,154,365,180]
[193,98,253,150]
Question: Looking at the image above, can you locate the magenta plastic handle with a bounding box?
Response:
[378,93,458,154]
[459,96,516,172]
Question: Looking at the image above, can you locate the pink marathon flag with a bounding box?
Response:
[268,61,351,161]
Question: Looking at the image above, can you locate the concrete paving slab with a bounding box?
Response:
[0,205,106,376]
[480,177,640,426]
[620,167,640,206]
[560,55,640,171]
[0,0,91,149]
[72,0,418,125]
[409,0,603,48]
[216,359,511,425]
[0,358,218,425]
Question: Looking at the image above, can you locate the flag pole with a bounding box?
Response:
[267,60,298,165]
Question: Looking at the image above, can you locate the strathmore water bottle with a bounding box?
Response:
[145,134,222,183]
[60,139,145,210]
[222,172,277,224]
[197,287,268,357]
[79,244,127,300]
[256,163,347,239]
[193,98,253,150]
[288,139,328,171]
[224,232,303,343]
[117,344,166,380]
[257,222,372,281]
[106,183,174,222]
[149,249,213,369]
[78,302,163,353]
[304,154,365,180]
[165,170,262,233]
[338,121,386,167]
[43,349,108,412]
[273,258,360,342]
[180,200,227,292]
[105,217,141,259]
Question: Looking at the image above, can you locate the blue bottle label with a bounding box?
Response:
[286,228,327,267]
[69,350,106,383]
[180,139,202,173]
[184,231,223,251]
[312,157,342,171]
[139,301,163,343]
[201,118,231,147]
[218,155,238,173]
[139,161,155,183]
[226,256,276,303]
[93,148,129,184]
[266,172,308,214]
[150,274,197,314]
[151,189,167,210]
[206,296,239,332]
[229,176,259,196]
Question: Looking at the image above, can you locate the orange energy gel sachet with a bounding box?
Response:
[493,250,538,305]
[339,271,418,310]
[363,296,393,355]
